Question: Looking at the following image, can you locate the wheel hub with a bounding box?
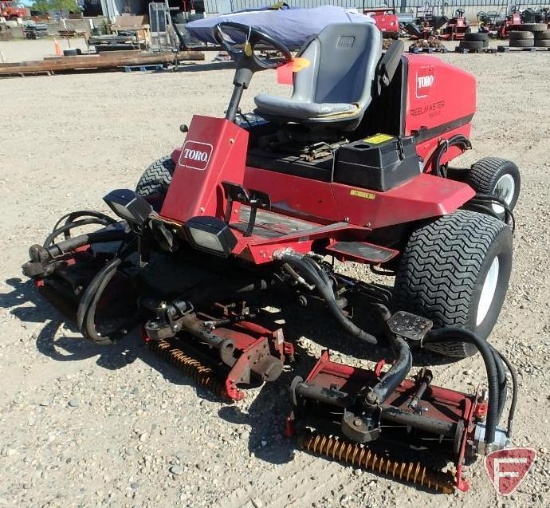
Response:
[492,174,515,215]
[477,256,500,326]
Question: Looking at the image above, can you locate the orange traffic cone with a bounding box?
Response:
[53,38,63,57]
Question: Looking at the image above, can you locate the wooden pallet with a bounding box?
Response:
[454,47,497,54]
[497,45,550,52]
[58,29,87,39]
[123,64,164,72]
[409,46,448,54]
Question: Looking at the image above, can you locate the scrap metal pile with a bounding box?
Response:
[23,22,521,493]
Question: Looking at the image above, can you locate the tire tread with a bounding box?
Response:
[136,155,176,197]
[394,210,511,357]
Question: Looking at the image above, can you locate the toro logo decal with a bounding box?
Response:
[179,140,213,171]
[485,448,536,496]
[415,66,435,98]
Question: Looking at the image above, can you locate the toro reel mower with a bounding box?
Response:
[439,9,470,41]
[23,23,521,493]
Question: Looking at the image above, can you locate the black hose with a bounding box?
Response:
[46,230,129,259]
[76,257,122,344]
[465,193,515,231]
[364,303,412,405]
[431,135,471,177]
[424,328,499,445]
[490,344,508,421]
[276,251,377,345]
[43,218,119,249]
[496,350,518,438]
[52,210,116,233]
[46,211,116,247]
[369,334,412,404]
[301,255,332,287]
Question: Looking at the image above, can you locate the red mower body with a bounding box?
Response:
[364,8,401,39]
[161,53,476,265]
[440,11,470,40]
[21,25,519,493]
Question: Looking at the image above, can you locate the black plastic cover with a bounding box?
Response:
[334,134,421,191]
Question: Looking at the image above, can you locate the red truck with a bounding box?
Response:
[0,1,29,19]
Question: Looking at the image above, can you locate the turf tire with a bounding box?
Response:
[466,157,521,220]
[534,39,550,47]
[534,30,550,40]
[393,210,513,358]
[136,155,176,210]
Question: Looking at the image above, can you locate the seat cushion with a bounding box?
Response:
[254,94,359,120]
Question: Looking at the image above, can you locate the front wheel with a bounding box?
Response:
[393,210,513,358]
[135,155,176,208]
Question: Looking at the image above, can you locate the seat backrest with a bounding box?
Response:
[292,23,382,108]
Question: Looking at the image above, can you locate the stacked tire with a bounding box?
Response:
[457,32,489,52]
[509,23,549,48]
[534,28,550,48]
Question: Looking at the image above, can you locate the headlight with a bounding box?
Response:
[184,216,237,257]
[103,189,153,226]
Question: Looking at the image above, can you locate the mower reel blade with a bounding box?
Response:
[145,311,293,402]
[290,350,496,493]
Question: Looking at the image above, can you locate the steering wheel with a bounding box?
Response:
[213,22,292,72]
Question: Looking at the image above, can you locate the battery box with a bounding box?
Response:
[334,134,421,191]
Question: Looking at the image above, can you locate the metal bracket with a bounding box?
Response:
[221,181,271,237]
[222,181,250,223]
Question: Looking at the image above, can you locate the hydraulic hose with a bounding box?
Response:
[424,328,499,445]
[45,230,130,259]
[496,349,518,438]
[464,192,515,231]
[51,210,116,234]
[76,257,122,344]
[490,344,508,421]
[367,303,412,404]
[44,215,117,248]
[431,135,471,177]
[369,334,412,405]
[275,250,377,345]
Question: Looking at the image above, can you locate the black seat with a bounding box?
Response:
[254,23,382,131]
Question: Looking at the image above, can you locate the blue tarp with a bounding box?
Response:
[185,6,374,50]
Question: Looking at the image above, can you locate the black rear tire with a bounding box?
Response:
[534,30,550,40]
[394,210,513,358]
[136,155,176,201]
[464,32,488,41]
[509,31,534,40]
[458,40,484,50]
[519,23,547,32]
[509,38,535,47]
[466,157,520,221]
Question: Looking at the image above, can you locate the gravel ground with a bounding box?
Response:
[0,38,549,508]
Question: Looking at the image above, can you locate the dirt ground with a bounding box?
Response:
[0,38,549,508]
